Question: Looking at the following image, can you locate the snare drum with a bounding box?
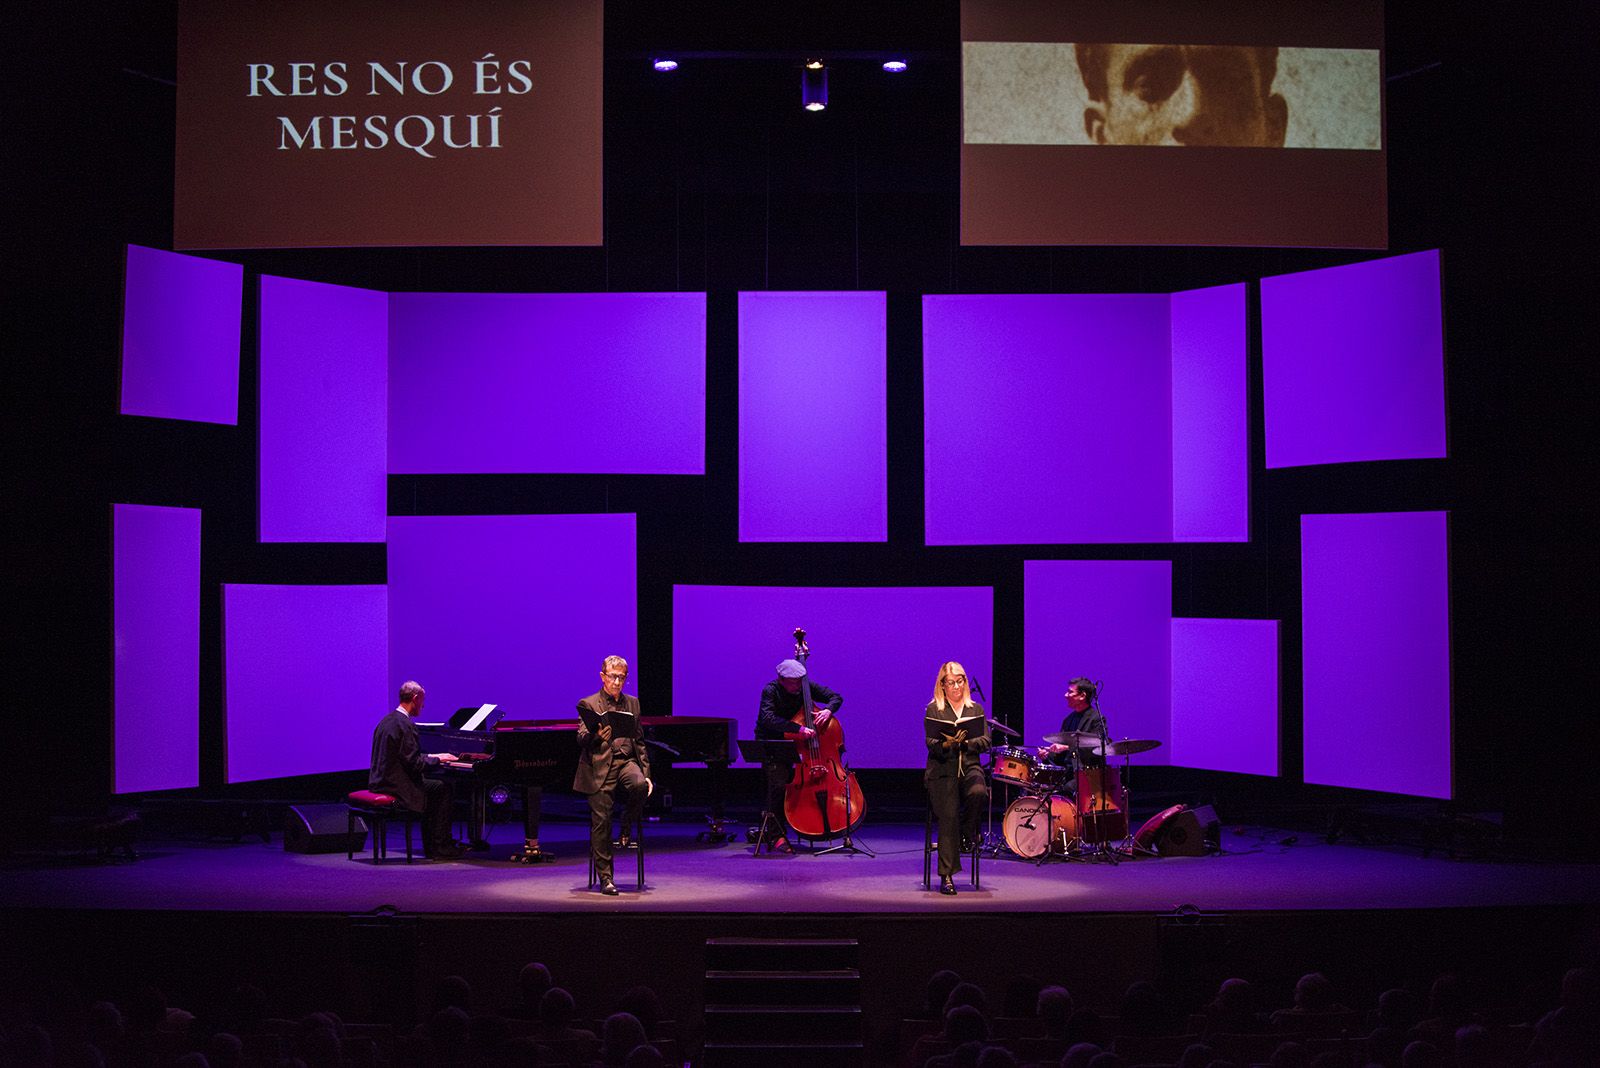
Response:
[988,745,1037,787]
[1002,794,1080,858]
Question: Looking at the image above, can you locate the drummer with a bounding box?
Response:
[1040,677,1107,768]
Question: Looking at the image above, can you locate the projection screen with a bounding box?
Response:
[962,0,1385,246]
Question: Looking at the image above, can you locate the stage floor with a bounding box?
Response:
[5,818,1597,915]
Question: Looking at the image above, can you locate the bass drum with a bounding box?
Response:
[1002,794,1079,858]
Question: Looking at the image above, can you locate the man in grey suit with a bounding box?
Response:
[574,655,650,895]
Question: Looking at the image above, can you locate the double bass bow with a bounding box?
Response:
[781,627,869,844]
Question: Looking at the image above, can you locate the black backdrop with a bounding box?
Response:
[6,2,1594,842]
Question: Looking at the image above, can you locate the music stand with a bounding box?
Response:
[737,739,800,857]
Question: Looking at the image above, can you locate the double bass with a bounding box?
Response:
[782,627,867,839]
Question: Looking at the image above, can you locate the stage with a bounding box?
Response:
[6,817,1595,915]
[7,815,1596,1061]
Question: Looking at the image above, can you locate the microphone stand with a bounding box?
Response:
[967,673,1010,856]
[980,717,1017,856]
[816,739,874,857]
[1070,716,1119,865]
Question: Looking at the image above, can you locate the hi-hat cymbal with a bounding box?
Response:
[1042,730,1104,749]
[1104,738,1162,757]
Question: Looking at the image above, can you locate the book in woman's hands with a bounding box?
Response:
[925,713,986,743]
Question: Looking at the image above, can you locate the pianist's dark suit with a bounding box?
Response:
[574,691,650,883]
[369,707,454,854]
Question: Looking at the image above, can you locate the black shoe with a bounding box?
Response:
[768,836,795,855]
[940,875,957,896]
[598,878,619,896]
[428,841,466,859]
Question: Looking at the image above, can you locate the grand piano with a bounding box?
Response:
[418,706,737,854]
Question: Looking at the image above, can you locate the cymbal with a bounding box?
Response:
[1104,738,1162,757]
[1042,731,1104,749]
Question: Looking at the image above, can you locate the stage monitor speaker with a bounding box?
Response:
[1134,804,1186,850]
[1155,804,1221,856]
[285,803,367,854]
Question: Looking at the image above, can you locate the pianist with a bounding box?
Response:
[369,680,467,860]
[574,655,651,895]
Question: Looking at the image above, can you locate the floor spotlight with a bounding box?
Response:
[802,60,827,111]
[652,58,678,72]
[882,60,908,73]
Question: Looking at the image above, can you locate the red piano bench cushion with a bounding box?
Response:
[348,790,398,807]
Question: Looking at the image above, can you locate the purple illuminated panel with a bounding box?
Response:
[1172,284,1248,542]
[924,295,1172,543]
[387,514,637,717]
[259,276,387,542]
[1023,561,1171,755]
[1171,618,1278,776]
[387,293,705,474]
[1263,250,1446,468]
[739,292,887,542]
[1302,512,1451,797]
[113,504,201,794]
[673,585,994,769]
[120,245,243,424]
[224,584,387,783]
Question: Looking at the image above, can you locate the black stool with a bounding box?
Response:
[588,783,648,891]
[923,803,981,889]
[346,790,422,863]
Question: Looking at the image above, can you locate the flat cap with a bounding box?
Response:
[775,659,807,679]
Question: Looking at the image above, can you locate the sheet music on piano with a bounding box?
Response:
[455,703,501,732]
[418,704,503,731]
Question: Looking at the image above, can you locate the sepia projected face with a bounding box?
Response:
[1086,44,1287,147]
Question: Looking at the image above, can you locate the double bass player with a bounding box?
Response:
[754,657,842,853]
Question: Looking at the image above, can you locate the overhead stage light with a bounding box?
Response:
[652,58,678,72]
[802,60,828,111]
[882,60,908,73]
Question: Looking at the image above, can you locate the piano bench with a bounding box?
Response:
[347,792,419,864]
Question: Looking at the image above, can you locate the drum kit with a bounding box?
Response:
[986,730,1163,863]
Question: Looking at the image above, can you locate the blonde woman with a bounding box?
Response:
[923,661,991,894]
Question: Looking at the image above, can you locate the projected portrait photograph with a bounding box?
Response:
[964,42,1380,150]
[1077,43,1286,147]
